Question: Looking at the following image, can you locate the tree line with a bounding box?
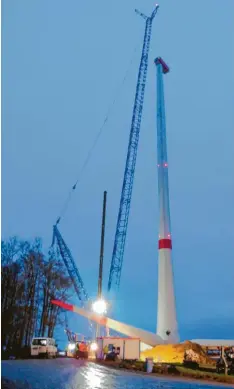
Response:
[1,237,72,350]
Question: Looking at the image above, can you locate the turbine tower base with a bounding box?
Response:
[157,247,179,343]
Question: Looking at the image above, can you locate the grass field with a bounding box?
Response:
[97,360,234,385]
[176,366,234,385]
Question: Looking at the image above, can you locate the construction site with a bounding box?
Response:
[44,4,234,374]
[3,4,234,383]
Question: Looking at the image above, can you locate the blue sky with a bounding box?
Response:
[2,0,234,346]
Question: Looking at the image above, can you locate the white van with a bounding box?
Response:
[31,337,57,358]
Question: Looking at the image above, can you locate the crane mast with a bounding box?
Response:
[108,6,159,291]
[97,191,107,299]
[96,191,107,338]
[65,328,76,343]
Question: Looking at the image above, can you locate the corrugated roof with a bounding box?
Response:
[190,339,234,346]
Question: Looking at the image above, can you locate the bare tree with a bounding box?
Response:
[1,237,72,350]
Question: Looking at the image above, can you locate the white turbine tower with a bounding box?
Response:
[155,57,179,343]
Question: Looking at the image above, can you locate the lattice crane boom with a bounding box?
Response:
[52,224,89,304]
[107,6,159,291]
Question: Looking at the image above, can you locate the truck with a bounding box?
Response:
[66,341,89,359]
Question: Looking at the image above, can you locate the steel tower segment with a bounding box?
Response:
[52,225,89,304]
[156,57,171,240]
[108,6,159,292]
[155,57,179,343]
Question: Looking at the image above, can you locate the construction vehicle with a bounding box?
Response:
[52,192,108,339]
[75,341,89,359]
[66,340,89,359]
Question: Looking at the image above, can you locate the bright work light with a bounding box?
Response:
[68,343,75,351]
[92,299,107,315]
[90,342,98,351]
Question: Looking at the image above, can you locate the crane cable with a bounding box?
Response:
[55,42,141,226]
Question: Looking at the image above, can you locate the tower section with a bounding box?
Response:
[155,57,179,343]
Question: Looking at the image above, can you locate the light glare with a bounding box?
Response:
[92,299,107,315]
[90,342,98,351]
[68,343,75,351]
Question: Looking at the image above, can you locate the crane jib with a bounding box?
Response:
[52,225,89,303]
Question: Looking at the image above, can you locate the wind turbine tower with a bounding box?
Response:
[155,57,179,343]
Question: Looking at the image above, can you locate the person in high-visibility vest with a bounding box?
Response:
[83,343,88,359]
[75,342,79,359]
[79,342,86,359]
[103,345,108,360]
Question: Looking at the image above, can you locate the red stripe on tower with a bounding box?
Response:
[51,299,74,312]
[158,239,172,249]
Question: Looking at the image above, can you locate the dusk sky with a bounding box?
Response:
[2,0,234,347]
